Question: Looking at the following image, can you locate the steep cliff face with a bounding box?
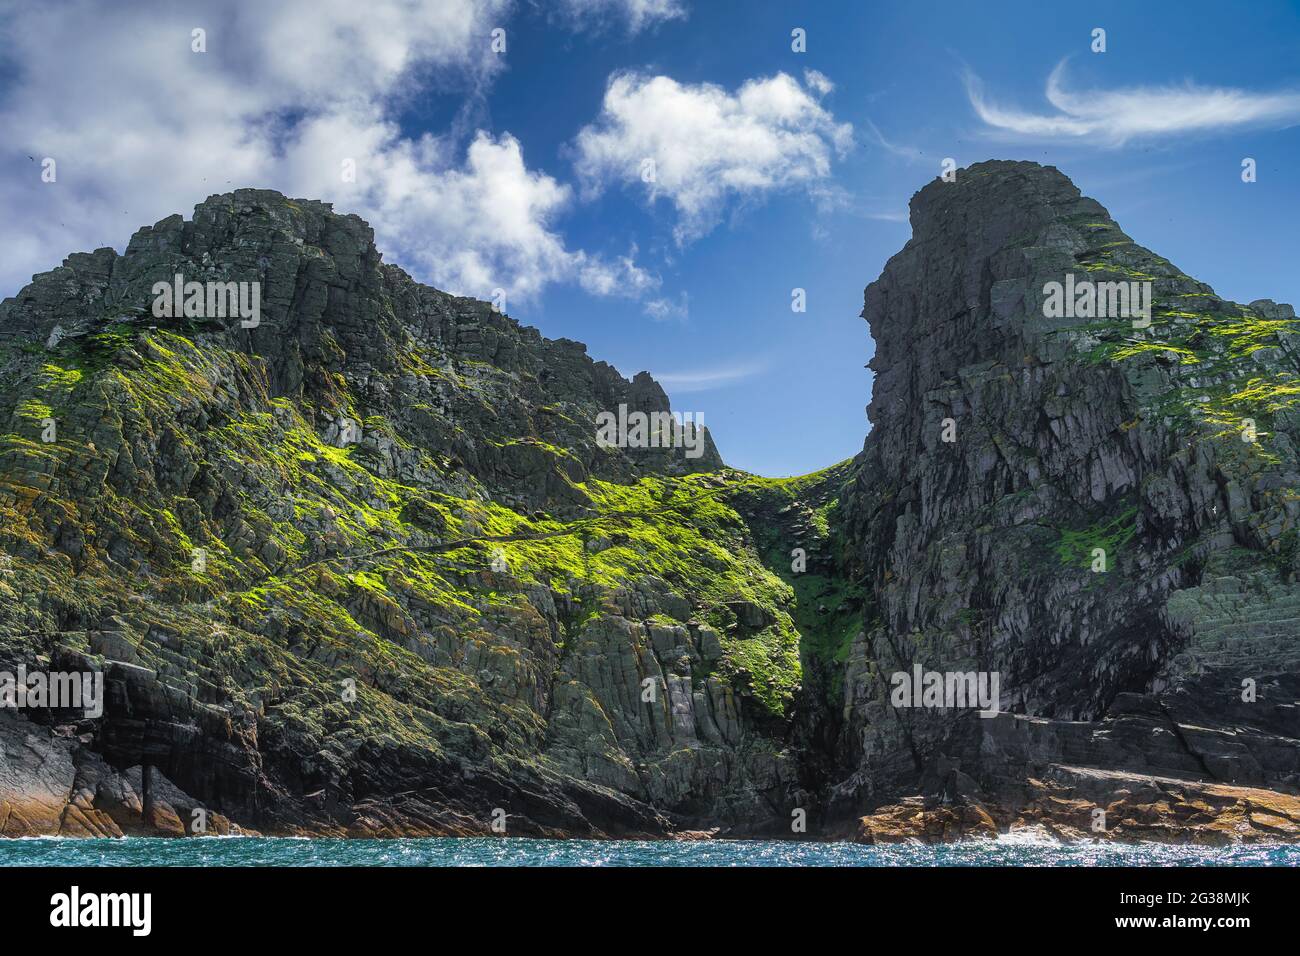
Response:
[826,161,1300,840]
[0,190,803,837]
[1,165,1297,842]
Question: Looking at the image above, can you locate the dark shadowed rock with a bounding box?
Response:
[821,161,1300,832]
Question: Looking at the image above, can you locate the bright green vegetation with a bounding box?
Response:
[1077,251,1160,283]
[1059,296,1300,448]
[723,462,864,704]
[14,398,51,422]
[0,317,837,735]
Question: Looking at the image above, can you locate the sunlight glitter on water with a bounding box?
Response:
[1,837,1298,867]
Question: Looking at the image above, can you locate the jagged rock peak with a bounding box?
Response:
[0,187,723,476]
[906,160,1097,236]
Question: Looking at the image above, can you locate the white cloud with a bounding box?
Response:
[554,0,686,33]
[574,247,659,299]
[643,291,688,322]
[574,70,853,243]
[966,59,1300,146]
[0,0,655,304]
[650,357,768,393]
[802,69,835,97]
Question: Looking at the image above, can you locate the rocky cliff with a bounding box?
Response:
[826,160,1300,842]
[0,190,798,837]
[1,163,1297,843]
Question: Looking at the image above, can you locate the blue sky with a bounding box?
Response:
[2,0,1299,475]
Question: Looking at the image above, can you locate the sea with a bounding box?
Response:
[1,834,1297,867]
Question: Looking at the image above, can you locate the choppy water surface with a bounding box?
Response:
[1,834,1296,867]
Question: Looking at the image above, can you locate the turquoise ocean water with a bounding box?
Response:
[1,836,1297,867]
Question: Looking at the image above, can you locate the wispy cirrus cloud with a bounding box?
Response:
[966,59,1300,146]
[650,357,768,393]
[863,118,925,161]
[551,0,686,33]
